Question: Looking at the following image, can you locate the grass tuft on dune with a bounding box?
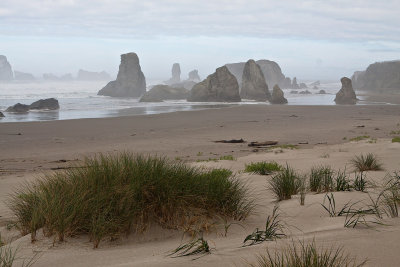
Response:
[8,153,254,248]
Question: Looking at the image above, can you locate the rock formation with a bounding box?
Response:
[271,85,288,104]
[29,98,59,110]
[139,85,189,102]
[0,55,13,81]
[77,69,111,81]
[14,71,35,81]
[165,63,181,85]
[299,83,308,89]
[317,90,326,94]
[6,98,60,112]
[334,77,357,105]
[188,66,241,102]
[188,70,200,82]
[98,53,146,98]
[0,111,4,117]
[240,59,271,101]
[6,103,30,113]
[299,90,311,94]
[351,61,400,92]
[170,81,196,90]
[291,77,300,89]
[225,59,287,89]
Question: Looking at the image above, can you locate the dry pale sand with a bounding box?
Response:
[1,105,400,266]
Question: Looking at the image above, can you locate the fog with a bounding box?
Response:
[1,0,400,81]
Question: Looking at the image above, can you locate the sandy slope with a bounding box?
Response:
[1,105,400,266]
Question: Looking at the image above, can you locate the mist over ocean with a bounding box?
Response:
[0,80,374,123]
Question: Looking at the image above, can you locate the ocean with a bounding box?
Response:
[0,80,375,123]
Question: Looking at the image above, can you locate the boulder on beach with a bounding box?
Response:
[240,59,271,101]
[14,71,35,81]
[188,66,241,102]
[6,98,60,113]
[139,85,189,102]
[77,69,111,81]
[271,85,288,104]
[29,98,59,110]
[6,103,30,113]
[188,69,200,82]
[225,59,287,89]
[351,61,400,92]
[0,111,4,117]
[0,55,13,81]
[98,53,146,98]
[334,77,357,105]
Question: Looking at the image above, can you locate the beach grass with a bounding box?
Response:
[247,240,367,267]
[350,153,383,172]
[392,137,400,143]
[309,166,335,193]
[8,153,254,248]
[269,165,300,201]
[244,161,282,175]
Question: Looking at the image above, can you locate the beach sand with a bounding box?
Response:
[1,104,400,266]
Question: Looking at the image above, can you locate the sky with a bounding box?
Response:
[1,0,400,81]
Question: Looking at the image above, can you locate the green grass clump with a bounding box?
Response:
[350,153,383,172]
[349,136,370,142]
[9,153,253,248]
[309,166,335,193]
[269,165,300,201]
[245,161,282,175]
[247,240,366,267]
[219,155,235,161]
[392,137,400,143]
[170,235,211,258]
[243,206,285,246]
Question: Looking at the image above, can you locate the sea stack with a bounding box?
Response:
[0,111,4,117]
[271,85,288,104]
[139,85,188,102]
[0,55,13,81]
[98,53,146,97]
[240,59,271,101]
[334,77,357,105]
[188,69,200,82]
[188,66,241,102]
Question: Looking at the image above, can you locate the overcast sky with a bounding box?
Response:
[1,0,400,80]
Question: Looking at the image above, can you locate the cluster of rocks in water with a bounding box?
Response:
[95,52,362,106]
[5,98,60,113]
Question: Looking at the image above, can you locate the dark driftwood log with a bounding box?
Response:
[214,139,245,143]
[248,141,278,147]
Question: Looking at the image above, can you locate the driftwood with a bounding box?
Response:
[214,139,245,143]
[248,141,278,147]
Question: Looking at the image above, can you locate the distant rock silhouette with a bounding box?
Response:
[299,90,311,94]
[14,71,35,81]
[0,111,4,117]
[334,77,357,105]
[77,69,111,81]
[271,85,288,104]
[240,59,271,101]
[140,85,188,102]
[225,59,288,89]
[188,69,200,82]
[43,73,73,81]
[0,55,13,81]
[317,89,326,94]
[6,98,60,113]
[291,77,300,89]
[351,61,400,92]
[188,66,240,102]
[310,81,320,87]
[299,82,308,89]
[165,63,181,85]
[98,53,146,98]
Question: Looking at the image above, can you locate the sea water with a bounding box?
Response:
[0,80,376,123]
